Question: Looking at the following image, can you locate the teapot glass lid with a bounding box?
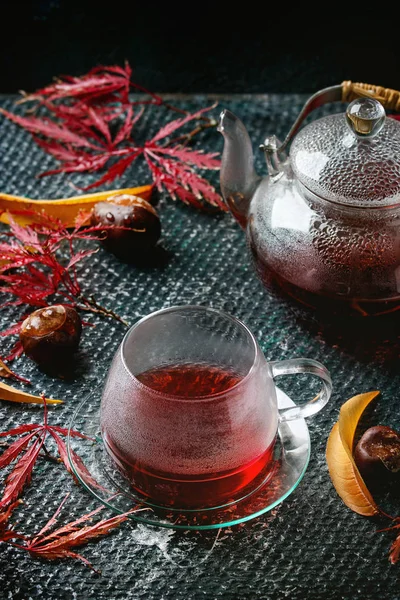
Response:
[290,98,400,208]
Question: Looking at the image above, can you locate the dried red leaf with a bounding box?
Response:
[0,433,37,469]
[15,493,137,571]
[84,134,223,209]
[34,137,88,163]
[73,210,92,230]
[145,151,223,209]
[0,209,123,339]
[149,105,216,143]
[7,214,42,249]
[0,399,91,506]
[39,154,111,177]
[0,437,44,507]
[0,499,21,542]
[90,62,132,79]
[1,63,223,210]
[21,63,132,105]
[48,428,104,491]
[390,529,400,564]
[113,106,142,145]
[0,271,57,305]
[379,521,400,564]
[83,149,143,190]
[0,110,99,149]
[0,423,40,438]
[5,342,24,362]
[66,249,98,270]
[157,146,221,169]
[87,107,112,145]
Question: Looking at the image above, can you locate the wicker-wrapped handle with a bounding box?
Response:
[274,81,400,154]
[342,81,400,112]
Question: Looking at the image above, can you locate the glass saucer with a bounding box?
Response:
[67,388,310,531]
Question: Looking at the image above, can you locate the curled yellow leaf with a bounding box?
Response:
[0,381,62,405]
[0,184,153,227]
[326,391,380,516]
[0,359,19,380]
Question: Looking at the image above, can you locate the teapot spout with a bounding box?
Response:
[218,110,260,228]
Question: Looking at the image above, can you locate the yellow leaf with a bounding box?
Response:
[0,184,153,228]
[326,391,380,516]
[0,381,62,405]
[0,359,17,380]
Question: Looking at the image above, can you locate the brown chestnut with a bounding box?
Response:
[20,305,82,366]
[91,194,161,262]
[354,425,400,484]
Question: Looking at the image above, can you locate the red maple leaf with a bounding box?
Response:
[0,499,22,542]
[377,516,400,564]
[0,322,25,337]
[387,522,400,564]
[0,110,100,150]
[0,210,127,342]
[0,62,224,211]
[0,213,79,307]
[83,106,224,209]
[10,493,143,571]
[113,106,143,145]
[20,63,133,105]
[390,534,400,564]
[0,209,130,352]
[144,148,222,209]
[4,342,24,362]
[0,398,94,507]
[148,105,216,143]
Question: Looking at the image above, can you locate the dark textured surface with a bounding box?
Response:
[0,94,399,599]
[2,3,400,94]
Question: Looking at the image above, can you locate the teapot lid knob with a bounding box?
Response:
[346,97,386,138]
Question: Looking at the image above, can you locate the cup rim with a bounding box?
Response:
[120,304,259,403]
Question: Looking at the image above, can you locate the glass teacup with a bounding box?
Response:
[100,306,332,509]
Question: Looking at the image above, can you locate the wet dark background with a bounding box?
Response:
[1,4,400,599]
[1,1,399,94]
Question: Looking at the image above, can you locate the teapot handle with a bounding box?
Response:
[275,81,400,155]
[342,81,400,111]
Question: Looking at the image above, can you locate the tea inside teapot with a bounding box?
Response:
[218,81,400,317]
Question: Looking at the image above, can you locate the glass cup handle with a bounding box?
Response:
[269,358,332,422]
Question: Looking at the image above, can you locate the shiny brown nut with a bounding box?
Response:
[354,425,400,484]
[91,194,161,261]
[20,305,82,366]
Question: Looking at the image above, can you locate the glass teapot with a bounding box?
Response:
[218,81,400,317]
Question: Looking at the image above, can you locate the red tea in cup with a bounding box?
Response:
[100,306,331,509]
[102,363,276,507]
